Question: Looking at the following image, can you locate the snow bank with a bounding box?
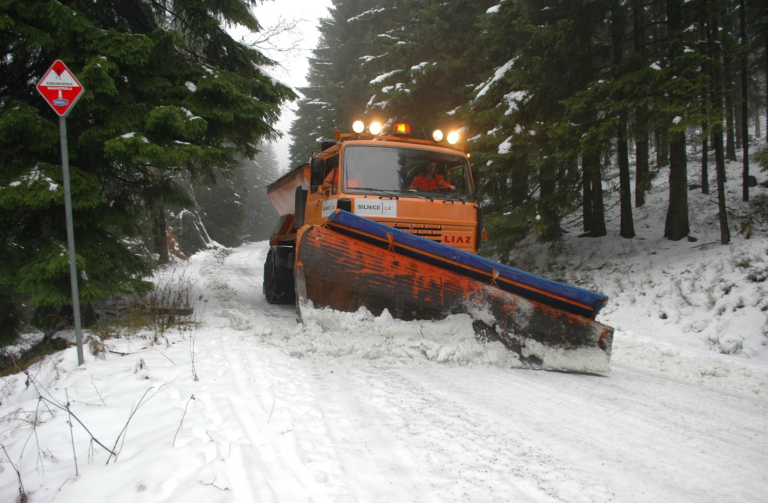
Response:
[266,304,519,368]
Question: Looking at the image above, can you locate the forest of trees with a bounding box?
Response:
[290,0,768,260]
[0,0,292,340]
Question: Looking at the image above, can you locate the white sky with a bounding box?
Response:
[243,0,335,172]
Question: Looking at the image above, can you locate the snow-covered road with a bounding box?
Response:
[295,351,768,502]
[2,241,767,502]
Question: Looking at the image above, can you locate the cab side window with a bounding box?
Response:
[319,155,339,193]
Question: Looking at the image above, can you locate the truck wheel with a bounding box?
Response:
[263,247,295,304]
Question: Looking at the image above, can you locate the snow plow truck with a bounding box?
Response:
[264,121,614,372]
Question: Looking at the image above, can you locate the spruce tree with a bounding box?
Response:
[0,0,294,336]
[361,0,494,131]
[289,0,382,165]
[663,0,694,241]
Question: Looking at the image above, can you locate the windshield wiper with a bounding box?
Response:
[353,188,441,201]
[442,192,466,201]
[403,190,434,201]
[353,188,401,198]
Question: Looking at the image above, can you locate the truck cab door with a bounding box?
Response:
[306,154,339,225]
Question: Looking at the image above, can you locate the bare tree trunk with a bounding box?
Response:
[714,130,730,244]
[723,16,737,162]
[765,0,768,142]
[655,128,669,167]
[633,0,649,208]
[538,163,561,242]
[664,0,690,241]
[701,123,710,194]
[635,137,649,206]
[712,14,731,244]
[665,135,690,240]
[740,0,750,202]
[590,155,607,238]
[618,119,635,238]
[582,157,594,233]
[582,147,606,237]
[611,2,634,238]
[734,88,743,150]
[725,90,737,161]
[591,171,607,238]
[151,200,169,264]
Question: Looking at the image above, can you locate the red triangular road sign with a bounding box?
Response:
[36,60,85,117]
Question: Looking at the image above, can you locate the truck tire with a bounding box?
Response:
[263,247,295,304]
[294,187,307,228]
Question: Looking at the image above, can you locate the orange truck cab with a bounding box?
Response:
[264,122,485,304]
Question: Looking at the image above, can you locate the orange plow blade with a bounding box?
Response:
[294,224,613,373]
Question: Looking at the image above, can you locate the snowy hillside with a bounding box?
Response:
[1,155,767,502]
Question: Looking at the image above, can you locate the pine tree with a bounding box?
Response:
[632,0,652,208]
[708,8,731,244]
[739,0,750,202]
[459,2,536,259]
[289,0,382,165]
[662,0,696,241]
[0,0,294,336]
[362,0,495,131]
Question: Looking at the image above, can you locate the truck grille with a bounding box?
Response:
[389,222,443,242]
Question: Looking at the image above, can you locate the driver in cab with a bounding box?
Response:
[409,162,454,191]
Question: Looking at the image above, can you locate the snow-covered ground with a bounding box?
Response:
[1,155,768,502]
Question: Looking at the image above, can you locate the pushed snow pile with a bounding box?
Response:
[267,304,520,368]
[519,338,611,374]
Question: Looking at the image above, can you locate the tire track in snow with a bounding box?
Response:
[188,243,356,501]
[204,243,297,332]
[310,364,595,503]
[310,361,768,503]
[407,365,768,503]
[217,332,357,502]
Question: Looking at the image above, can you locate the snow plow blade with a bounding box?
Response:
[294,210,614,373]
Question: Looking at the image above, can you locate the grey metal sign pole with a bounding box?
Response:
[59,116,85,366]
[38,60,86,366]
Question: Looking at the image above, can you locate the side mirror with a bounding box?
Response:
[310,158,325,188]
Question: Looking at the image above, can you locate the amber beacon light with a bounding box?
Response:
[393,123,411,136]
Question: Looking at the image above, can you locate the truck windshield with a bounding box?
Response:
[341,145,475,201]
